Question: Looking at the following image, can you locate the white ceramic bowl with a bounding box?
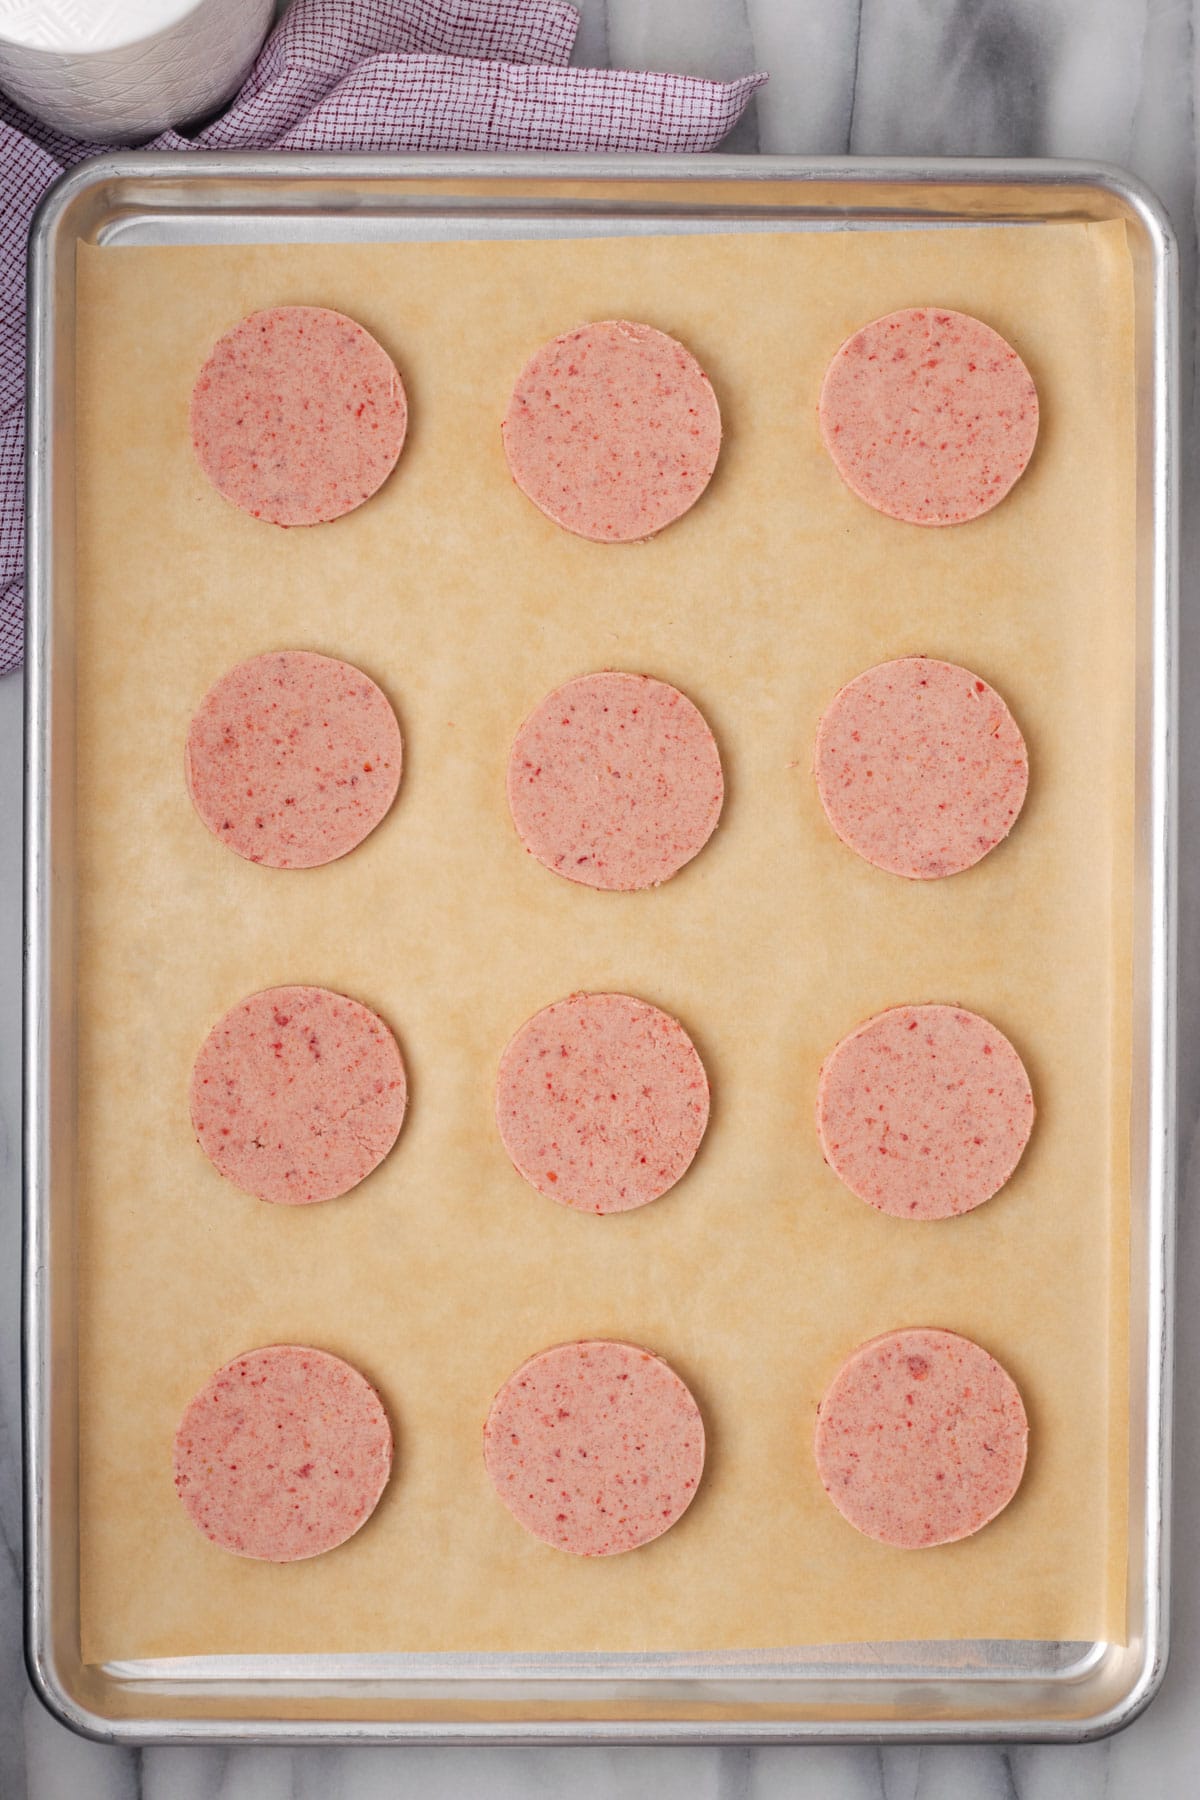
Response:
[0,0,273,143]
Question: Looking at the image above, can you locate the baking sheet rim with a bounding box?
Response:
[22,152,1176,1744]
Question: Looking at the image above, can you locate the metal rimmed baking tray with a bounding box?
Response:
[24,153,1178,1744]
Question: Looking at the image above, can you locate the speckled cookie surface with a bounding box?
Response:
[814,1328,1028,1548]
[191,305,407,526]
[818,306,1038,526]
[816,1004,1035,1220]
[190,985,406,1205]
[173,1345,393,1561]
[496,992,709,1214]
[507,671,723,890]
[814,656,1028,879]
[186,651,402,869]
[483,1340,705,1555]
[501,320,721,541]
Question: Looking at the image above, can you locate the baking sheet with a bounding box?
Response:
[73,220,1134,1663]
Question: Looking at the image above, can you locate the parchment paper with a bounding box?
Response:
[74,220,1134,1663]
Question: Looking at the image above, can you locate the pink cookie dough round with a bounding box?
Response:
[816,1004,1035,1221]
[507,671,723,891]
[814,1327,1029,1548]
[813,656,1028,879]
[186,650,402,869]
[818,306,1038,526]
[483,1339,706,1555]
[501,320,722,542]
[496,992,709,1215]
[190,984,407,1205]
[173,1344,392,1561]
[191,305,407,526]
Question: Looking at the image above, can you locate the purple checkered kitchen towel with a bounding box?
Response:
[0,0,765,675]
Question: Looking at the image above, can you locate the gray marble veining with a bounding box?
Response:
[4,0,1199,1793]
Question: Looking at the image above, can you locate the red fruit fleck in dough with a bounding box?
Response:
[501,320,722,542]
[814,1327,1029,1548]
[816,1003,1035,1221]
[507,670,724,891]
[483,1339,706,1555]
[190,305,408,526]
[496,992,710,1215]
[818,306,1038,526]
[813,655,1028,879]
[190,984,407,1205]
[173,1344,392,1561]
[186,650,402,870]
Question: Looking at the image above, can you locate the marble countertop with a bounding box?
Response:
[3,0,1198,1794]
